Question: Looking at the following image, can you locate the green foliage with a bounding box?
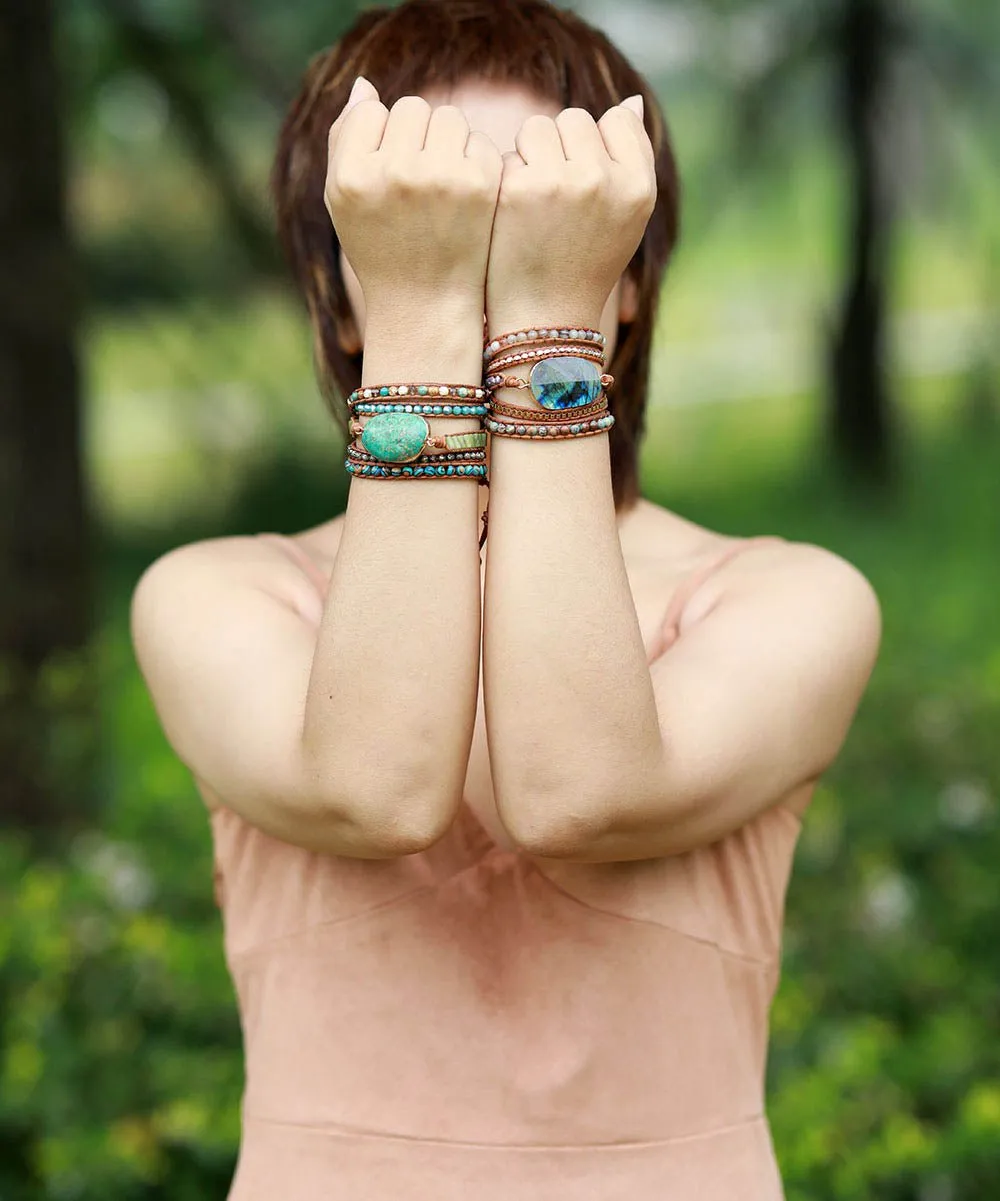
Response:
[3,409,998,1199]
[0,643,242,1201]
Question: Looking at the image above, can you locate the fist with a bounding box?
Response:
[486,97,657,330]
[325,78,503,313]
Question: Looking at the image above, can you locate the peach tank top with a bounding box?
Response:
[209,532,801,1200]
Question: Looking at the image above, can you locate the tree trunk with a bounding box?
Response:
[0,0,95,829]
[829,0,893,483]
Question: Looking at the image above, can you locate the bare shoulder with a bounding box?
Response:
[131,531,304,621]
[624,494,883,648]
[132,515,346,623]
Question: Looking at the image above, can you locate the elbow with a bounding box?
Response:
[297,751,459,858]
[496,761,671,861]
[496,777,616,860]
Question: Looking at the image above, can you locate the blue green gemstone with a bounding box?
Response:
[360,412,430,463]
[418,386,428,396]
[530,356,603,410]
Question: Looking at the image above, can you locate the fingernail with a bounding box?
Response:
[623,94,644,120]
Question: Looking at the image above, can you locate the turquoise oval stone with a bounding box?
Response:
[530,356,603,410]
[360,412,429,463]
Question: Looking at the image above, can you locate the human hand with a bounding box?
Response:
[325,77,504,322]
[485,97,656,333]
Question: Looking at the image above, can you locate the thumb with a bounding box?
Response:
[328,75,381,154]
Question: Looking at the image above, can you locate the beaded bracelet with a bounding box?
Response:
[349,384,487,404]
[350,413,486,465]
[346,459,488,480]
[487,394,610,423]
[484,326,605,362]
[485,343,605,376]
[485,412,615,439]
[486,360,614,412]
[345,441,484,463]
[351,402,488,418]
[349,418,487,455]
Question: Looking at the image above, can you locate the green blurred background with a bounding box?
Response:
[1,0,998,1198]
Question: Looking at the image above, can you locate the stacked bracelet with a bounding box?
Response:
[349,384,487,405]
[488,394,609,423]
[348,444,486,468]
[349,419,487,457]
[484,326,612,413]
[346,459,488,480]
[485,413,615,440]
[345,382,487,483]
[483,326,605,363]
[485,392,615,440]
[485,343,606,377]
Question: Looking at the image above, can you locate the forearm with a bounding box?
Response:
[483,304,664,854]
[301,297,483,848]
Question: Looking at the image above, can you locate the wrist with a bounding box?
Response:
[362,292,485,387]
[485,299,605,341]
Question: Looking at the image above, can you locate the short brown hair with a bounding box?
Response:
[273,0,680,509]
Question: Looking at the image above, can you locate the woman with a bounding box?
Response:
[131,1,881,1197]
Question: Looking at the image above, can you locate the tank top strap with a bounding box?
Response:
[659,535,786,649]
[257,532,331,599]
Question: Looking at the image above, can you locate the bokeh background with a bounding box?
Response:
[2,0,998,1198]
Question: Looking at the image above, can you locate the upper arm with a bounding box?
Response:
[592,542,881,859]
[129,536,386,856]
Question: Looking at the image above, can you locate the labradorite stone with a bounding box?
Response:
[530,356,603,410]
[360,412,429,463]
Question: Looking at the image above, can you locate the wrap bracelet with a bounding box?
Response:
[487,395,610,423]
[350,401,487,417]
[484,326,605,362]
[347,443,486,466]
[349,384,487,404]
[485,343,605,376]
[486,413,615,439]
[348,407,485,465]
[349,418,487,460]
[346,459,488,480]
[486,357,614,412]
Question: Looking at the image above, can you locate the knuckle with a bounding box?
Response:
[432,104,468,126]
[522,114,556,137]
[390,94,431,119]
[570,166,605,195]
[332,160,374,203]
[624,176,657,210]
[383,158,419,193]
[558,107,594,126]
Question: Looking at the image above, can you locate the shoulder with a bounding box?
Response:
[628,500,881,658]
[131,533,295,616]
[130,525,341,650]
